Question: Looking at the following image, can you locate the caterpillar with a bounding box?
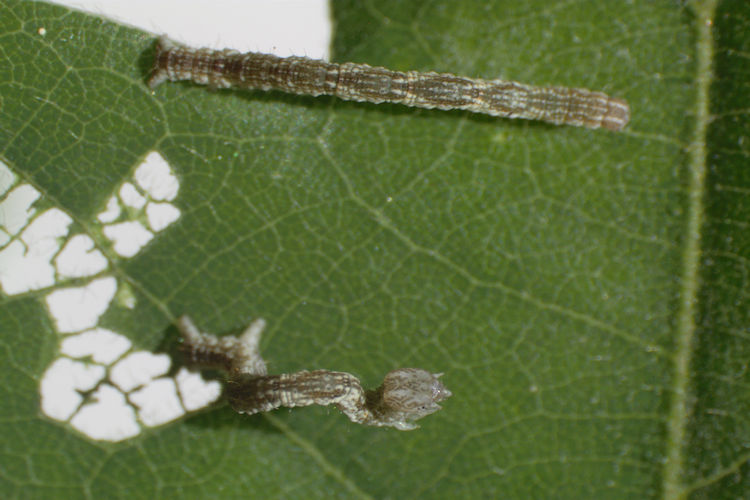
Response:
[149,37,630,131]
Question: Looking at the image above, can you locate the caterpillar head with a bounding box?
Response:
[380,368,452,430]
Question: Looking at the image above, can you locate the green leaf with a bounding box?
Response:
[0,0,747,498]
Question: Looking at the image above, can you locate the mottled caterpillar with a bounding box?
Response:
[149,37,630,131]
[177,316,451,430]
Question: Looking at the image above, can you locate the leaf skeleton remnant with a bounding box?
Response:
[176,316,452,430]
[148,37,630,131]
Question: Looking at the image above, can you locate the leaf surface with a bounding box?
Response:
[0,0,747,498]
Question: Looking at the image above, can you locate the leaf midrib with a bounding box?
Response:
[661,1,717,498]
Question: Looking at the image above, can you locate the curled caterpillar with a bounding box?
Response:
[177,315,451,430]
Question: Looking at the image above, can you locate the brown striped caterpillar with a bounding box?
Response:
[176,316,451,430]
[149,37,630,131]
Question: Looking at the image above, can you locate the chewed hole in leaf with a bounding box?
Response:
[1,153,223,442]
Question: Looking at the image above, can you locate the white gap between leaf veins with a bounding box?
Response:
[130,378,186,426]
[103,221,154,257]
[61,328,132,364]
[97,195,121,223]
[176,367,222,411]
[135,151,179,201]
[0,208,72,294]
[146,201,181,231]
[55,234,108,278]
[69,384,141,441]
[0,151,212,442]
[110,351,171,392]
[8,0,330,444]
[0,160,16,196]
[119,182,147,209]
[0,183,40,235]
[45,277,117,333]
[40,358,106,420]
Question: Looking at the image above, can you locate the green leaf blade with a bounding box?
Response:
[1,0,747,498]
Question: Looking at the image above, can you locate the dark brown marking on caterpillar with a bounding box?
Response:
[148,37,630,131]
[177,315,267,376]
[180,340,235,373]
[226,370,365,415]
